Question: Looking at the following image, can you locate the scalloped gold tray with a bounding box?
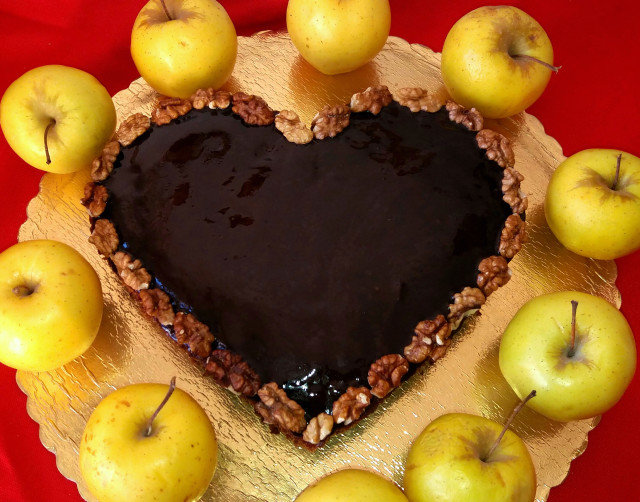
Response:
[16,33,617,502]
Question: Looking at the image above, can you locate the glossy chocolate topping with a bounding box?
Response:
[104,102,511,417]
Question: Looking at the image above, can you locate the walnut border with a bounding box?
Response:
[84,86,527,448]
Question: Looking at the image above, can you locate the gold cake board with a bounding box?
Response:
[17,33,614,501]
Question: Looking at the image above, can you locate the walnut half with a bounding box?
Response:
[394,87,445,113]
[477,256,511,297]
[502,168,528,214]
[91,140,120,182]
[255,382,306,433]
[302,413,334,445]
[404,314,452,364]
[139,288,175,326]
[116,113,150,146]
[232,92,275,126]
[151,96,192,126]
[311,104,350,140]
[332,386,371,426]
[350,85,393,115]
[499,214,528,259]
[448,287,486,327]
[275,110,313,144]
[476,129,515,168]
[111,251,151,291]
[446,101,484,131]
[89,219,118,257]
[173,312,215,358]
[81,182,108,218]
[205,349,261,396]
[190,88,231,110]
[368,354,409,398]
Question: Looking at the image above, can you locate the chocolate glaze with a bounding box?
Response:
[104,102,511,417]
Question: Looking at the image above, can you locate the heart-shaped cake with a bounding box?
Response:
[83,85,526,446]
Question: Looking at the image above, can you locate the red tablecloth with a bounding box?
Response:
[0,1,638,501]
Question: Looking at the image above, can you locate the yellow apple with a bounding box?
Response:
[131,0,237,98]
[296,469,408,502]
[0,240,103,371]
[441,6,556,119]
[287,0,391,75]
[545,149,640,259]
[80,380,218,502]
[0,65,116,173]
[499,291,636,422]
[403,413,536,502]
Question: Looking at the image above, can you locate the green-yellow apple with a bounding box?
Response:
[296,469,408,502]
[441,6,557,119]
[80,378,218,502]
[499,291,636,422]
[287,0,391,75]
[0,65,116,173]
[403,411,536,502]
[545,149,640,259]
[131,0,237,98]
[0,240,103,371]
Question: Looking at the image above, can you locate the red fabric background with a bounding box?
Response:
[0,1,638,500]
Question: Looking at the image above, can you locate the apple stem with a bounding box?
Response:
[484,390,536,462]
[44,119,55,165]
[612,154,623,191]
[511,54,561,73]
[568,300,578,357]
[144,376,176,437]
[159,0,172,20]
